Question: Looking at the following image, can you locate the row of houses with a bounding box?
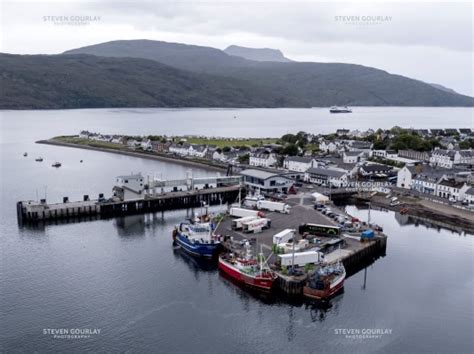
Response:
[397,166,474,203]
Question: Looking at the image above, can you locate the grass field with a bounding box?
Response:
[54,136,124,150]
[185,137,278,148]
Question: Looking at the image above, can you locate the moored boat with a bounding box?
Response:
[172,220,221,258]
[303,262,346,300]
[329,106,352,113]
[218,245,276,291]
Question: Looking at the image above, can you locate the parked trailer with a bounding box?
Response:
[242,218,271,233]
[278,251,323,267]
[231,216,258,230]
[243,195,265,208]
[273,228,296,245]
[256,200,291,214]
[298,223,341,237]
[229,207,263,218]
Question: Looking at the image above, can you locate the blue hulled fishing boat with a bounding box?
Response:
[172,220,221,258]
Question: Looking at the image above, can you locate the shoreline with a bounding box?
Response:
[356,194,474,234]
[36,139,227,172]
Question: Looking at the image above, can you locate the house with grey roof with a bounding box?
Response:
[304,167,348,187]
[283,156,317,172]
[239,169,294,193]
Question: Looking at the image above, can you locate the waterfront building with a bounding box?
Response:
[304,167,348,187]
[112,174,145,201]
[240,169,294,194]
[249,152,278,168]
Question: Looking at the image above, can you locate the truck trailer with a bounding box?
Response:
[256,200,291,214]
[229,207,263,218]
[231,216,258,230]
[278,250,324,267]
[242,218,271,233]
[272,228,296,245]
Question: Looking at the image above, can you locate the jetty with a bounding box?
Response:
[17,174,243,223]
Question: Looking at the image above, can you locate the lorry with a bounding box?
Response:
[278,250,324,267]
[256,200,291,214]
[231,216,258,230]
[229,207,263,218]
[272,228,296,245]
[242,218,271,233]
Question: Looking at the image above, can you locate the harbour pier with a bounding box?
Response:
[215,193,387,297]
[17,174,243,223]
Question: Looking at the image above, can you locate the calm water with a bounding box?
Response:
[1,109,473,353]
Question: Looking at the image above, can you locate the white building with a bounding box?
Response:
[304,167,348,188]
[283,156,317,172]
[113,174,145,201]
[343,151,365,164]
[397,165,418,189]
[249,153,277,168]
[371,150,397,159]
[430,149,474,169]
[240,169,294,193]
[319,140,340,153]
[437,179,466,201]
[188,144,207,158]
[141,139,152,151]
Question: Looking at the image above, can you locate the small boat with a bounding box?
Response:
[218,244,277,291]
[303,262,346,300]
[80,160,83,163]
[329,106,352,113]
[23,152,28,157]
[400,207,409,215]
[172,220,221,258]
[35,157,43,162]
[51,162,61,168]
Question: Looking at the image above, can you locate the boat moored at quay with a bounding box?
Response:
[172,220,221,258]
[303,262,346,300]
[218,244,277,291]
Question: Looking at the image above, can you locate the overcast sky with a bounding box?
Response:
[2,0,473,96]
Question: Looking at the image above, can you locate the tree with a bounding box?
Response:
[222,146,231,152]
[238,153,249,164]
[282,144,298,156]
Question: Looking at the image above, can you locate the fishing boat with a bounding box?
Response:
[35,157,43,162]
[218,244,277,291]
[172,220,221,258]
[303,262,346,300]
[329,106,352,113]
[51,162,61,168]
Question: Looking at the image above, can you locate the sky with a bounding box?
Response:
[1,0,473,96]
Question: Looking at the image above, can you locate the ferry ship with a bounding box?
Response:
[303,262,346,300]
[172,220,221,258]
[329,106,352,113]
[218,244,277,291]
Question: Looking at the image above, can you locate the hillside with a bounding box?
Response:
[63,40,474,107]
[0,54,285,109]
[224,45,292,62]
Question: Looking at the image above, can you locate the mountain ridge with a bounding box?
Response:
[0,39,472,109]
